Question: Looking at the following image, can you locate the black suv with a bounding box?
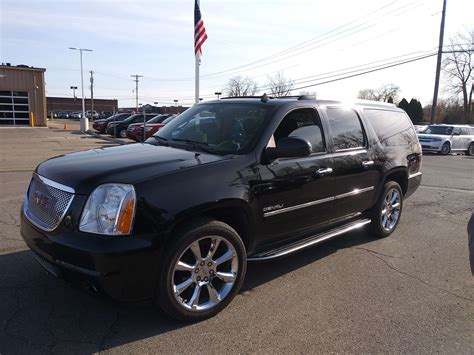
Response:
[21,96,422,321]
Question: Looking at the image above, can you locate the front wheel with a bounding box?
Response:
[118,129,127,138]
[439,142,450,155]
[157,219,247,322]
[370,181,403,238]
[467,143,474,156]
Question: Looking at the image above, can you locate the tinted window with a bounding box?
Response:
[364,109,417,146]
[274,108,325,153]
[327,108,365,150]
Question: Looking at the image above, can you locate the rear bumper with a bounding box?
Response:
[406,171,422,199]
[20,210,158,302]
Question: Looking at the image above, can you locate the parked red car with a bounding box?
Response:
[92,113,131,133]
[137,114,177,141]
[127,114,173,141]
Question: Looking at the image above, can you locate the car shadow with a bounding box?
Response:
[0,229,374,352]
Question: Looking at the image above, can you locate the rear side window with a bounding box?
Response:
[364,109,417,146]
[326,108,365,150]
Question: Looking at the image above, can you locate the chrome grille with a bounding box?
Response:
[24,174,74,231]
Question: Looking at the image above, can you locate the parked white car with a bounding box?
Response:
[417,124,474,155]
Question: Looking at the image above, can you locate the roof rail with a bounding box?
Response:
[220,94,316,101]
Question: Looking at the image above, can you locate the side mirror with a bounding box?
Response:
[265,137,312,161]
[452,131,460,136]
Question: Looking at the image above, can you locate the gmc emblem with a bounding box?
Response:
[32,191,51,210]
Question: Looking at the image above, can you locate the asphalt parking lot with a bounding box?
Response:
[0,127,473,354]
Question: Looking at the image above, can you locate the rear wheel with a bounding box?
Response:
[439,142,450,155]
[119,129,127,138]
[157,219,246,322]
[370,181,403,238]
[467,143,474,156]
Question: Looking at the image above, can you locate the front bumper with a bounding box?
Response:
[20,209,158,302]
[419,140,443,152]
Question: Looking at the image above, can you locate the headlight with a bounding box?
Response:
[79,184,136,235]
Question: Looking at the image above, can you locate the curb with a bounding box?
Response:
[85,130,129,145]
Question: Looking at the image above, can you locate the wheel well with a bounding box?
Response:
[170,206,253,251]
[384,170,408,195]
[202,207,252,250]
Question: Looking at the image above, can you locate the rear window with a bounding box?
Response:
[364,109,417,146]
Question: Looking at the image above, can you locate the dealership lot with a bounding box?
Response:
[0,127,473,353]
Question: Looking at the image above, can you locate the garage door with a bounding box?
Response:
[0,90,30,125]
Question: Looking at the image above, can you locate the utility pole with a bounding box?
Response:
[430,0,447,124]
[131,74,143,113]
[89,71,94,119]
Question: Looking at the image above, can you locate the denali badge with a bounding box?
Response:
[32,191,51,210]
[263,204,284,213]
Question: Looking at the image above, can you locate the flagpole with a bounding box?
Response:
[195,52,199,104]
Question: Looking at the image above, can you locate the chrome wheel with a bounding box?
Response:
[172,236,238,311]
[381,188,401,232]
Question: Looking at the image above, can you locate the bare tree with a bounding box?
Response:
[357,84,401,103]
[266,72,295,97]
[225,76,258,97]
[442,30,473,123]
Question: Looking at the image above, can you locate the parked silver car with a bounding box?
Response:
[417,124,474,155]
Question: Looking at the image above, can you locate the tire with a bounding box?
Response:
[467,143,474,156]
[369,181,403,238]
[439,142,450,155]
[119,129,127,138]
[156,219,247,322]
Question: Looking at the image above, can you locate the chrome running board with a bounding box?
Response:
[247,219,371,261]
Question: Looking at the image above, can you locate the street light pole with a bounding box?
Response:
[70,86,78,100]
[69,47,93,131]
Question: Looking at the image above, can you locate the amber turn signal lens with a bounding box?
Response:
[116,194,135,234]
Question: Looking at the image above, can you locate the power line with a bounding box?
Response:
[285,53,438,92]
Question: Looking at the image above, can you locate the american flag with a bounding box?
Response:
[194,0,208,63]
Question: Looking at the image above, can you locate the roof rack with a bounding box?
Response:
[220,94,316,102]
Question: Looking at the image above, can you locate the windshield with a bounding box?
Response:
[422,126,453,135]
[148,115,169,124]
[162,115,176,124]
[149,103,271,155]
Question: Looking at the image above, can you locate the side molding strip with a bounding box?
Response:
[263,186,374,217]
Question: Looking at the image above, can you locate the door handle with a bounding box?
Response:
[315,167,333,176]
[362,161,374,168]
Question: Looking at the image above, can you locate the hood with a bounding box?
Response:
[417,133,449,138]
[128,123,143,129]
[37,144,226,194]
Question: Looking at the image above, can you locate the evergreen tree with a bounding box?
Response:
[398,98,410,116]
[409,98,424,124]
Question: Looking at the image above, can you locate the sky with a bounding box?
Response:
[1,0,472,108]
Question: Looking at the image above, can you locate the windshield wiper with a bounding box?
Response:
[150,135,169,145]
[171,138,215,154]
